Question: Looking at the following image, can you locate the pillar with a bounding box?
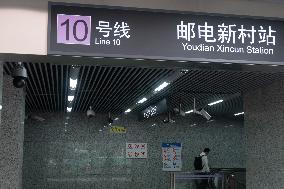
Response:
[244,80,284,189]
[0,65,25,189]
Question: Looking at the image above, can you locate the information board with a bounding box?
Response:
[126,143,147,159]
[162,143,182,171]
[48,2,284,64]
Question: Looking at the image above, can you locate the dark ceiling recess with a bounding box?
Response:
[3,62,284,117]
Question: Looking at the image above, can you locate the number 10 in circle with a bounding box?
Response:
[57,14,91,45]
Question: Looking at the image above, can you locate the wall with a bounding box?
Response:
[23,113,244,189]
[0,76,25,189]
[244,80,284,189]
[1,0,284,55]
[0,63,3,124]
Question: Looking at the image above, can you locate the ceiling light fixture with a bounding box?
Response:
[185,109,194,114]
[208,99,223,106]
[114,117,119,121]
[92,56,104,59]
[69,78,77,90]
[154,82,169,92]
[67,107,72,112]
[125,109,132,113]
[234,112,244,116]
[137,97,147,104]
[68,95,74,102]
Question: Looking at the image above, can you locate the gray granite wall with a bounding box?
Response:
[0,76,25,189]
[0,63,3,124]
[23,113,244,189]
[244,80,284,189]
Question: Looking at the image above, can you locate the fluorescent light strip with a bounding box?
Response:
[92,56,104,59]
[125,109,132,113]
[69,79,77,90]
[208,99,223,106]
[185,110,193,114]
[234,112,244,116]
[154,82,169,92]
[68,95,74,102]
[137,97,147,104]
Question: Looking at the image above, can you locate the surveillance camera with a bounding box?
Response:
[87,106,95,118]
[12,63,27,88]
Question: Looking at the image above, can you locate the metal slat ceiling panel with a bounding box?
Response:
[3,62,284,117]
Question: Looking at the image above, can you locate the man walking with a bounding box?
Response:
[200,148,210,173]
[195,148,211,189]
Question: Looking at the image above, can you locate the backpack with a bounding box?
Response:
[194,155,204,170]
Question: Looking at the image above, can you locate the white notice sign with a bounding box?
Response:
[126,143,147,159]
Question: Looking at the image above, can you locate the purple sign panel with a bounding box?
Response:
[57,14,91,45]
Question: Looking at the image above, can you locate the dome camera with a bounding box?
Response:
[87,106,95,118]
[12,63,27,88]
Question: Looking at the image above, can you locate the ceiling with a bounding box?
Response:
[3,61,284,118]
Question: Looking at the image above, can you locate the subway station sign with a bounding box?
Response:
[48,2,284,64]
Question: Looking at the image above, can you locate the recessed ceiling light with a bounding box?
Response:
[125,109,132,113]
[154,82,169,92]
[156,59,166,62]
[270,64,279,67]
[208,100,223,106]
[115,57,125,60]
[181,69,189,74]
[69,79,77,90]
[137,97,147,104]
[185,110,193,114]
[72,55,81,58]
[114,117,119,121]
[135,58,145,61]
[53,54,62,57]
[92,56,104,59]
[246,64,255,66]
[178,60,187,63]
[223,62,232,65]
[99,129,103,132]
[68,95,74,102]
[67,107,72,112]
[200,61,210,64]
[234,112,244,116]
